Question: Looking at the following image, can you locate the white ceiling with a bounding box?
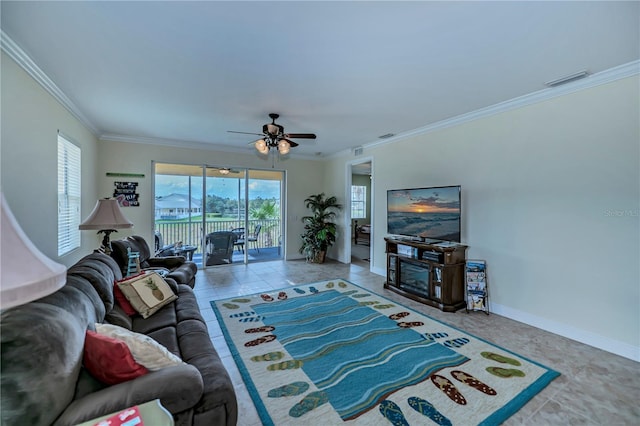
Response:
[2,1,638,158]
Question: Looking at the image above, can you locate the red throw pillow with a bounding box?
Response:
[114,281,137,316]
[83,330,148,385]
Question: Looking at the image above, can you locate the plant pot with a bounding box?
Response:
[312,251,326,263]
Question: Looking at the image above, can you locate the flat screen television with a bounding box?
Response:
[387,185,461,242]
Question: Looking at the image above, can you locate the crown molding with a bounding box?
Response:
[1,30,99,135]
[329,60,640,159]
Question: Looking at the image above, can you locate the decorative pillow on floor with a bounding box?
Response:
[95,323,185,370]
[83,330,149,385]
[116,271,177,318]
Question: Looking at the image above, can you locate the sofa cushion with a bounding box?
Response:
[105,304,133,330]
[96,323,185,370]
[116,272,178,319]
[83,330,149,385]
[1,304,87,425]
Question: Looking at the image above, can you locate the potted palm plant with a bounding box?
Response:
[299,193,342,263]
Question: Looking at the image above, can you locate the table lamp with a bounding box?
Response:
[1,192,67,309]
[79,198,133,255]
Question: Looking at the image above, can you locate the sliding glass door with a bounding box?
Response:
[154,163,284,267]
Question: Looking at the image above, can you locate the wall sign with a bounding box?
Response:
[114,181,140,207]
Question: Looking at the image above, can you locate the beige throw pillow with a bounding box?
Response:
[116,272,177,318]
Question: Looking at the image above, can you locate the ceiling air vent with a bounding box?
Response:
[378,133,395,139]
[353,146,363,156]
[544,70,589,87]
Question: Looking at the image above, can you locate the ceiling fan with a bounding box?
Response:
[228,113,316,155]
[210,167,241,175]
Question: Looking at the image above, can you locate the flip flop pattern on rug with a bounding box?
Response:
[250,351,285,362]
[326,281,335,288]
[289,391,329,418]
[338,281,348,288]
[278,291,288,300]
[352,293,371,298]
[443,337,470,348]
[239,316,265,322]
[451,370,497,395]
[389,312,410,320]
[378,400,409,426]
[268,381,310,397]
[424,332,449,342]
[293,288,306,294]
[229,311,255,318]
[486,367,526,378]
[244,326,275,333]
[431,374,467,405]
[267,360,303,371]
[481,351,522,366]
[222,302,239,309]
[407,396,452,426]
[231,298,251,303]
[374,303,395,309]
[309,286,319,293]
[359,301,379,306]
[397,321,424,328]
[342,290,358,296]
[244,334,276,347]
[261,294,274,301]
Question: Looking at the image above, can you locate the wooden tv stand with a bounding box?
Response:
[384,238,467,312]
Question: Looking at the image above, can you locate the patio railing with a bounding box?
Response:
[155,219,281,254]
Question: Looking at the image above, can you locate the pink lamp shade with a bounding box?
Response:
[79,199,134,230]
[1,193,67,309]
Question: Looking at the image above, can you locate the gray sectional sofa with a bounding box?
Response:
[0,252,237,426]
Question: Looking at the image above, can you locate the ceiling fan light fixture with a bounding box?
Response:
[278,139,290,155]
[255,139,267,151]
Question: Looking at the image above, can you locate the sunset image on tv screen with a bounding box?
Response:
[387,186,460,241]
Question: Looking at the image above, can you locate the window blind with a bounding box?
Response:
[57,134,81,256]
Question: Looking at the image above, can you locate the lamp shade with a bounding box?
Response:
[79,199,134,230]
[1,193,67,309]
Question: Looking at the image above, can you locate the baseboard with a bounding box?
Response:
[361,266,638,361]
[490,302,639,362]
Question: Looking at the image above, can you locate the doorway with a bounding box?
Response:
[347,159,373,266]
[154,163,284,267]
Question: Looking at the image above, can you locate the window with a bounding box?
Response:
[57,133,81,256]
[351,185,366,219]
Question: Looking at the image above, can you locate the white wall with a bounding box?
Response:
[1,52,100,266]
[96,140,325,259]
[326,76,640,360]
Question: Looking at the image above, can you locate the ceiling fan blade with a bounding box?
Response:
[283,139,299,147]
[285,133,316,139]
[228,130,264,136]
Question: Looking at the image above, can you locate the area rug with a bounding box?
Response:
[211,279,559,425]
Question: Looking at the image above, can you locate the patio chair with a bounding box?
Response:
[247,224,262,252]
[205,231,236,265]
[154,230,175,256]
[231,227,245,253]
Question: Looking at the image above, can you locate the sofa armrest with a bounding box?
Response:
[53,364,203,426]
[147,256,186,268]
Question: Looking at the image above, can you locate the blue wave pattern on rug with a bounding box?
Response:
[252,290,468,420]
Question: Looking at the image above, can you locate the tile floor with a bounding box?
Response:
[193,259,639,425]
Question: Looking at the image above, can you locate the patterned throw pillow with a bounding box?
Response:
[83,330,148,385]
[95,323,185,370]
[116,272,177,318]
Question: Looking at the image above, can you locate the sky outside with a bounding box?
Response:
[155,175,281,200]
